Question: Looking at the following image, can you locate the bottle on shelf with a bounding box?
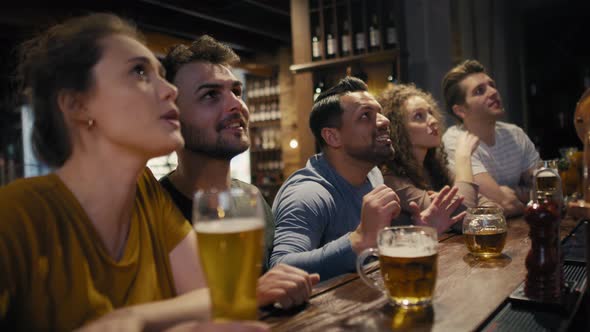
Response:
[326,23,337,59]
[253,130,262,149]
[264,78,271,96]
[341,20,352,57]
[369,14,380,52]
[312,26,322,61]
[354,22,366,54]
[385,10,398,49]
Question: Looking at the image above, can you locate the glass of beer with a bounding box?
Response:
[356,226,438,307]
[193,188,265,320]
[462,206,507,258]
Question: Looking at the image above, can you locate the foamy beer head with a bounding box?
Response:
[536,169,560,193]
[193,188,265,320]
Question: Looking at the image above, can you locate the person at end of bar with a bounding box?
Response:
[378,83,498,231]
[269,77,466,280]
[441,60,540,217]
[159,35,319,310]
[0,13,268,332]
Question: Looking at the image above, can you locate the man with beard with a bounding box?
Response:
[270,77,464,280]
[160,35,319,310]
[442,60,539,217]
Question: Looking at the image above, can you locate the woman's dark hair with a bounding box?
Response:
[16,13,143,167]
[378,84,453,190]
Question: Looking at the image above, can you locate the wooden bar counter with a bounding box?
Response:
[260,217,582,331]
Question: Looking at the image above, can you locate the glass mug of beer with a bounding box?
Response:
[356,226,438,307]
[193,188,265,320]
[462,206,507,258]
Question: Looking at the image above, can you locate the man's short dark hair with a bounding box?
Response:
[309,76,368,148]
[161,35,240,83]
[441,59,487,122]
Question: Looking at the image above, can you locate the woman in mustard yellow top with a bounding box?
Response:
[0,13,267,332]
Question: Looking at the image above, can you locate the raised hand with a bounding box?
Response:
[257,264,320,309]
[454,132,480,184]
[455,132,480,159]
[350,184,401,253]
[409,186,466,234]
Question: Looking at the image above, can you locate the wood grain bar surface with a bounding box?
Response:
[261,217,580,331]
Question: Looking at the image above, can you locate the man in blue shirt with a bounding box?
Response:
[270,77,464,280]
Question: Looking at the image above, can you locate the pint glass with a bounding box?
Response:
[356,226,438,307]
[193,188,265,320]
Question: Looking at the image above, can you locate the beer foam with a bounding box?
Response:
[194,217,264,234]
[379,244,436,258]
[537,170,557,178]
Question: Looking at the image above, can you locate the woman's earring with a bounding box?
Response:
[87,118,95,129]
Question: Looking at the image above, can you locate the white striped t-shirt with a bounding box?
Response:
[442,121,540,188]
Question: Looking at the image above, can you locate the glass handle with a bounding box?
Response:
[356,248,381,291]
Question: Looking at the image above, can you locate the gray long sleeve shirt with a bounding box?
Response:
[270,153,383,280]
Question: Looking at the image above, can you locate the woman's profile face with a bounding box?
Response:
[83,34,183,160]
[404,95,441,149]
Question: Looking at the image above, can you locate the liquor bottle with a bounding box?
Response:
[264,78,271,97]
[326,24,337,59]
[369,14,380,51]
[354,24,366,54]
[385,11,398,49]
[341,20,352,57]
[312,26,321,60]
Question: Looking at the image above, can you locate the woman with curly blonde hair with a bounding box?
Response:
[378,84,496,231]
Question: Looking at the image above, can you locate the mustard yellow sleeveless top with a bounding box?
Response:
[0,168,192,330]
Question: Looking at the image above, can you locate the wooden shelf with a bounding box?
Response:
[289,49,399,74]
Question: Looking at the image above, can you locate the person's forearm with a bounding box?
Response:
[124,288,211,332]
[499,197,525,217]
[514,185,532,203]
[270,235,356,280]
[454,154,473,183]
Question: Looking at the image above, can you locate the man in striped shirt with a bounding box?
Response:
[441,60,540,217]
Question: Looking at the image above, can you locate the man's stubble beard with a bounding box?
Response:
[181,123,250,160]
[347,143,395,166]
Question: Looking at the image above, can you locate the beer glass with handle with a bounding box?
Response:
[356,226,438,307]
[193,188,265,320]
[463,206,507,258]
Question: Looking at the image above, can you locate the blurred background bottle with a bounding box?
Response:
[326,23,336,59]
[385,10,398,49]
[341,20,351,57]
[312,26,321,60]
[368,14,380,51]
